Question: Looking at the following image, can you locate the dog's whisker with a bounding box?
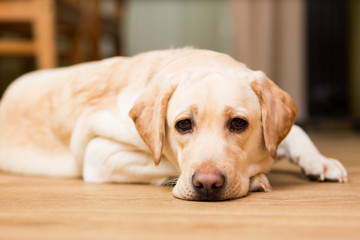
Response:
[162,176,179,187]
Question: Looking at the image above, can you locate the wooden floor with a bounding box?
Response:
[1,131,360,240]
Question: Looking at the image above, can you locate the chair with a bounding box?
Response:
[0,0,56,69]
[0,0,124,69]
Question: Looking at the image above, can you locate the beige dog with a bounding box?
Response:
[0,49,347,201]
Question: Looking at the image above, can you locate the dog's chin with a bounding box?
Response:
[172,182,249,201]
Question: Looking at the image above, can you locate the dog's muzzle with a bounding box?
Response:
[191,166,226,201]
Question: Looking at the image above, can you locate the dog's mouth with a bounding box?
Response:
[190,190,227,201]
[172,187,233,201]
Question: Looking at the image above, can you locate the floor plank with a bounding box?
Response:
[1,131,360,240]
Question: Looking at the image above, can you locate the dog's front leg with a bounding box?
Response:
[70,109,149,168]
[71,109,178,184]
[83,137,178,184]
[277,125,348,182]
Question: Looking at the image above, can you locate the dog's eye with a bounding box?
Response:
[175,119,193,133]
[229,118,248,132]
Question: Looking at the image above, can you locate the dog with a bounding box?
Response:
[0,49,348,201]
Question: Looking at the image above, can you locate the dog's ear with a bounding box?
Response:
[129,76,177,165]
[250,71,297,159]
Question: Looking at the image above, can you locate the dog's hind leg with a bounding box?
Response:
[0,147,79,177]
[277,125,348,182]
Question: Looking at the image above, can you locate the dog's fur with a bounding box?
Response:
[0,49,347,201]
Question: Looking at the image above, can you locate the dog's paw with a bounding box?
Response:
[301,156,348,183]
[249,173,272,192]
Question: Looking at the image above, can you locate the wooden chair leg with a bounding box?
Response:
[33,0,57,69]
[89,0,100,60]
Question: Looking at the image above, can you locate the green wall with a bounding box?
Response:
[123,0,233,57]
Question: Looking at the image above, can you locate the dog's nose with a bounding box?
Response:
[192,166,225,200]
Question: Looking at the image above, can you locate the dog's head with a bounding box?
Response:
[130,50,297,201]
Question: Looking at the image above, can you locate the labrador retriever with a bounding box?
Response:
[0,49,347,201]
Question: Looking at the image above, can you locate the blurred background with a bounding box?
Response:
[0,0,359,130]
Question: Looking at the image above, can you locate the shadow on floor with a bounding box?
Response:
[267,168,309,190]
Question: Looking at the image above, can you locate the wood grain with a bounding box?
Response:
[1,131,359,240]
